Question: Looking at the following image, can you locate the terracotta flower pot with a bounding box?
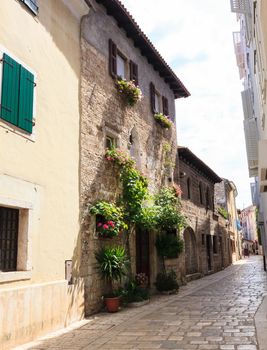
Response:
[105,296,120,312]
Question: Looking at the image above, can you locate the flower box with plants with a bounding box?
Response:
[154,113,172,129]
[95,245,129,312]
[90,201,128,239]
[117,79,142,106]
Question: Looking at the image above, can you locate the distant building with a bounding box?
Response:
[240,205,257,241]
[174,147,233,278]
[215,179,242,262]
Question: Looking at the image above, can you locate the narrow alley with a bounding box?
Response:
[15,256,267,350]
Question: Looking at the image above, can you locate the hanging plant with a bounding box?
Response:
[155,187,187,231]
[117,79,142,106]
[155,234,184,259]
[90,201,128,238]
[154,113,172,129]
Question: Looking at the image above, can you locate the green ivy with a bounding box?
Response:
[155,187,187,231]
[156,234,184,259]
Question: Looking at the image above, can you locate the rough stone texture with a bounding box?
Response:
[15,257,267,350]
[80,0,179,315]
[172,154,232,278]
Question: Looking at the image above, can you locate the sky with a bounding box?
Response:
[120,0,252,209]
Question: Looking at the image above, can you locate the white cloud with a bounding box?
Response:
[121,0,252,208]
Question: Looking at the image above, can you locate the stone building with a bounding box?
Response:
[0,1,90,349]
[215,179,242,262]
[79,0,190,314]
[173,147,232,279]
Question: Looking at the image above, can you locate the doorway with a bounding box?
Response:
[136,226,150,282]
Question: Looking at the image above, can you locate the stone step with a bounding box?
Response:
[185,272,202,282]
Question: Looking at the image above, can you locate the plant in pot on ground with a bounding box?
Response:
[95,245,129,312]
[120,278,150,306]
[90,201,128,238]
[155,270,179,293]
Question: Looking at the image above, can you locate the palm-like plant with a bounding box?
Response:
[95,246,129,295]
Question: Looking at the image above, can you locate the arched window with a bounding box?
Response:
[199,182,203,204]
[187,177,191,199]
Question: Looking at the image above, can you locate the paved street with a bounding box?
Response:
[15,256,267,350]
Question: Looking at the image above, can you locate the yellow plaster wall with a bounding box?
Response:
[0,0,87,347]
[0,0,81,283]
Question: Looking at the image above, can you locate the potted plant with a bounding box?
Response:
[95,246,129,312]
[116,78,142,106]
[155,270,179,294]
[90,201,128,238]
[154,113,172,129]
[120,278,150,307]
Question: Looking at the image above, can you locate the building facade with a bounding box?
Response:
[215,179,242,262]
[0,1,90,349]
[173,147,232,279]
[231,0,267,267]
[79,0,190,315]
[240,205,259,254]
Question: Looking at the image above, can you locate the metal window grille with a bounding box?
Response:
[0,207,19,272]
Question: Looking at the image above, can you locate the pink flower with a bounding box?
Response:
[103,224,109,230]
[108,221,115,227]
[97,223,102,227]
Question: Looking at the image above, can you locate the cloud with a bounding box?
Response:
[121,0,252,209]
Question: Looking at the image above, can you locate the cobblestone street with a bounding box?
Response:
[15,256,267,350]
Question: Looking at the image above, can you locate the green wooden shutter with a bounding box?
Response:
[1,53,20,126]
[18,66,34,133]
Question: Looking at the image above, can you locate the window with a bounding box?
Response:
[150,82,156,113]
[187,177,191,199]
[0,207,19,272]
[129,60,138,85]
[213,236,218,254]
[199,182,203,204]
[20,0,38,15]
[150,83,161,113]
[117,53,126,79]
[109,39,117,78]
[108,39,129,81]
[155,92,160,113]
[162,96,169,116]
[0,53,35,133]
[106,136,116,149]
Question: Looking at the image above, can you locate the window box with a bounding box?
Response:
[154,113,172,129]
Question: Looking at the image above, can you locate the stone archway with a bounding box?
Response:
[184,227,198,275]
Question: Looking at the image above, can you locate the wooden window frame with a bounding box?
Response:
[162,96,169,116]
[129,60,138,85]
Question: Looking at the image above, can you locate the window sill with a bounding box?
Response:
[0,119,36,142]
[0,270,32,283]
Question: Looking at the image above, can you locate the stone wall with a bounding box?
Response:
[169,156,232,280]
[80,1,179,315]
